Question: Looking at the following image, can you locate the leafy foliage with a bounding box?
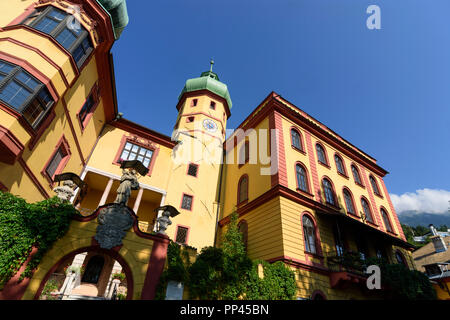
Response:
[186,212,297,300]
[0,192,76,289]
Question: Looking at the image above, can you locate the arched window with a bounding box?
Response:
[295,163,309,193]
[333,223,345,256]
[316,143,327,165]
[302,215,317,254]
[361,198,374,223]
[351,165,362,185]
[239,141,249,165]
[343,188,356,215]
[237,175,248,204]
[238,220,248,251]
[369,175,381,196]
[334,154,346,175]
[322,178,336,206]
[291,129,303,151]
[81,255,105,284]
[380,208,393,233]
[395,250,407,267]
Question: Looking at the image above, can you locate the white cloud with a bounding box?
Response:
[391,189,450,214]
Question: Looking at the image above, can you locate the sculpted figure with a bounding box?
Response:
[114,169,140,206]
[53,180,76,202]
[156,210,172,235]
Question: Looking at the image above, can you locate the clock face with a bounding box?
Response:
[203,119,217,133]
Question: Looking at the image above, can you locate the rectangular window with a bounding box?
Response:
[181,194,193,210]
[187,163,198,177]
[175,226,189,244]
[192,99,198,107]
[78,95,95,125]
[119,142,154,168]
[210,101,216,110]
[45,147,65,179]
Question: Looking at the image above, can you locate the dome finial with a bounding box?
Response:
[210,59,214,72]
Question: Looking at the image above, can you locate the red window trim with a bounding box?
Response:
[369,174,384,199]
[300,212,324,257]
[76,82,101,132]
[294,161,313,197]
[40,134,71,188]
[321,176,338,208]
[290,126,305,154]
[180,193,194,211]
[360,196,377,226]
[334,152,348,178]
[237,174,249,206]
[350,163,365,188]
[174,224,190,245]
[315,142,330,168]
[380,206,396,235]
[186,163,199,178]
[112,135,160,177]
[342,187,360,219]
[238,141,250,168]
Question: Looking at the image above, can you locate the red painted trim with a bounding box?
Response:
[40,134,71,188]
[112,118,176,149]
[18,157,49,199]
[180,193,194,211]
[301,211,324,258]
[359,166,383,229]
[0,246,38,300]
[268,111,288,187]
[0,37,70,89]
[304,131,321,200]
[289,126,306,154]
[76,82,100,132]
[379,179,406,240]
[380,206,396,235]
[342,187,360,218]
[186,162,199,178]
[0,125,24,165]
[141,239,169,300]
[294,161,313,197]
[360,195,377,227]
[32,245,135,300]
[112,134,160,177]
[174,224,190,245]
[237,174,249,206]
[61,98,85,166]
[229,93,388,177]
[6,3,36,27]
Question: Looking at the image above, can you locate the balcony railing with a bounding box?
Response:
[326,252,369,277]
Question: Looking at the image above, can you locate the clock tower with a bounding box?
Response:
[164,62,232,250]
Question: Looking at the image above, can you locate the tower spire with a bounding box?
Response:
[210,59,214,72]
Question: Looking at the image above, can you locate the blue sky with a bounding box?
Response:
[111,0,450,211]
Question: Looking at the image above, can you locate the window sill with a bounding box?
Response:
[347,212,361,219]
[366,220,378,228]
[355,182,365,189]
[291,145,306,155]
[374,192,384,199]
[296,188,314,198]
[237,199,248,207]
[337,171,349,179]
[318,161,330,169]
[305,251,324,260]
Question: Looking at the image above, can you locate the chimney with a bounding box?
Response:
[430,224,438,236]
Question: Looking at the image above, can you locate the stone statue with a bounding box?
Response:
[156,210,172,235]
[114,169,140,206]
[53,180,76,202]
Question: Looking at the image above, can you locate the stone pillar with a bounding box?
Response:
[133,188,144,214]
[99,178,114,207]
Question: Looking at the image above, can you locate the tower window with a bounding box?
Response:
[186,116,195,123]
[21,6,93,68]
[175,226,189,244]
[191,99,198,107]
[210,101,216,110]
[187,163,199,177]
[181,194,193,210]
[0,60,54,128]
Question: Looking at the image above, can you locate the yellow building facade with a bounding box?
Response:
[0,0,415,300]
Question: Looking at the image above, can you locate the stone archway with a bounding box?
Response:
[34,246,134,300]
